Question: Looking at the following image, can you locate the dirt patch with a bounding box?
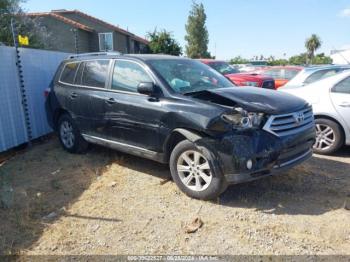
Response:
[1,138,349,255]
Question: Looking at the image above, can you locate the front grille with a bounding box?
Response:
[263,106,314,136]
[262,80,275,89]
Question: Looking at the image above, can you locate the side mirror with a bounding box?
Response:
[137,82,156,96]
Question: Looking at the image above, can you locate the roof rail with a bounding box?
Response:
[67,51,122,59]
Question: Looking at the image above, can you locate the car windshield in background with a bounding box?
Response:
[209,62,240,75]
[148,59,235,94]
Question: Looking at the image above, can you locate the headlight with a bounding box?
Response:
[222,108,265,129]
[243,81,259,87]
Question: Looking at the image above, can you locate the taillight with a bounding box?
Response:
[44,88,50,98]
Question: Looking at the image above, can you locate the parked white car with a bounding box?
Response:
[283,65,350,88]
[281,70,350,154]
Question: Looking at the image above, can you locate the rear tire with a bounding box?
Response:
[314,118,344,155]
[57,114,88,154]
[169,140,227,200]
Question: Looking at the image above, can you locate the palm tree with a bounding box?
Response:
[305,34,322,64]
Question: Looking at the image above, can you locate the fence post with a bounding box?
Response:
[11,18,32,147]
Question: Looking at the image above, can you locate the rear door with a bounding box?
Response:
[64,59,111,137]
[75,59,111,137]
[104,59,163,151]
[330,76,350,131]
[58,61,81,122]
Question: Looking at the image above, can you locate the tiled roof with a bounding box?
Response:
[28,10,149,44]
[56,10,149,44]
[27,12,94,32]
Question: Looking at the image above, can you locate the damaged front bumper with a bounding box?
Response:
[196,126,315,184]
[225,148,312,184]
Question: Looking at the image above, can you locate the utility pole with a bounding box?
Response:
[11,18,33,147]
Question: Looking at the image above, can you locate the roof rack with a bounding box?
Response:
[67,51,122,59]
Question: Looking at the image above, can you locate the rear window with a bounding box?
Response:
[264,69,282,79]
[304,69,340,84]
[60,62,79,84]
[284,69,300,80]
[81,60,110,88]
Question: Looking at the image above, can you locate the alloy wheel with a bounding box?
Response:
[60,120,75,149]
[314,124,335,151]
[177,150,212,192]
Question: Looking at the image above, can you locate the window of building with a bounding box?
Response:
[60,62,79,84]
[81,60,110,88]
[111,60,152,92]
[99,32,113,51]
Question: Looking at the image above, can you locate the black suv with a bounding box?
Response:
[46,53,315,200]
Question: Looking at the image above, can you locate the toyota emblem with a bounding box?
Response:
[294,112,305,125]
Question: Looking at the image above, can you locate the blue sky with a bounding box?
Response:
[23,0,350,60]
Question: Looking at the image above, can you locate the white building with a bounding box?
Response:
[331,49,350,65]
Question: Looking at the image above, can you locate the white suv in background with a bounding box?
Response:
[281,70,350,154]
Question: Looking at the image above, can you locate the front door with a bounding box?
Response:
[330,76,350,131]
[105,59,163,151]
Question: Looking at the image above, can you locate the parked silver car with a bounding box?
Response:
[281,70,350,154]
[282,65,350,88]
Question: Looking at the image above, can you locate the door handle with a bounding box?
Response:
[105,98,117,105]
[339,102,350,108]
[70,92,78,99]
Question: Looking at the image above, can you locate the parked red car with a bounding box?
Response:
[258,66,303,88]
[200,59,275,89]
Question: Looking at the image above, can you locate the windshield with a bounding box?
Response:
[148,59,235,94]
[208,62,239,75]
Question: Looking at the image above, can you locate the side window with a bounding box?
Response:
[332,77,350,94]
[111,60,152,92]
[304,69,338,84]
[60,62,79,84]
[81,60,110,88]
[74,62,84,85]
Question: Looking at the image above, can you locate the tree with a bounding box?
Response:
[229,56,249,64]
[147,29,182,56]
[0,0,49,48]
[312,53,333,64]
[305,34,322,64]
[267,59,288,66]
[288,52,332,65]
[289,53,308,65]
[185,1,211,58]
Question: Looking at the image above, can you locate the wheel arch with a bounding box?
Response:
[314,114,346,144]
[53,108,70,131]
[163,128,207,162]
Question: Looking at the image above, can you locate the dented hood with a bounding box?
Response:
[207,87,308,114]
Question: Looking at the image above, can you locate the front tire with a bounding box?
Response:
[169,140,227,200]
[57,114,88,153]
[314,118,344,155]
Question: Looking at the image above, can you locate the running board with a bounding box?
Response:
[82,134,166,163]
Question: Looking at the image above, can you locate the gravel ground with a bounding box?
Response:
[0,138,349,255]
